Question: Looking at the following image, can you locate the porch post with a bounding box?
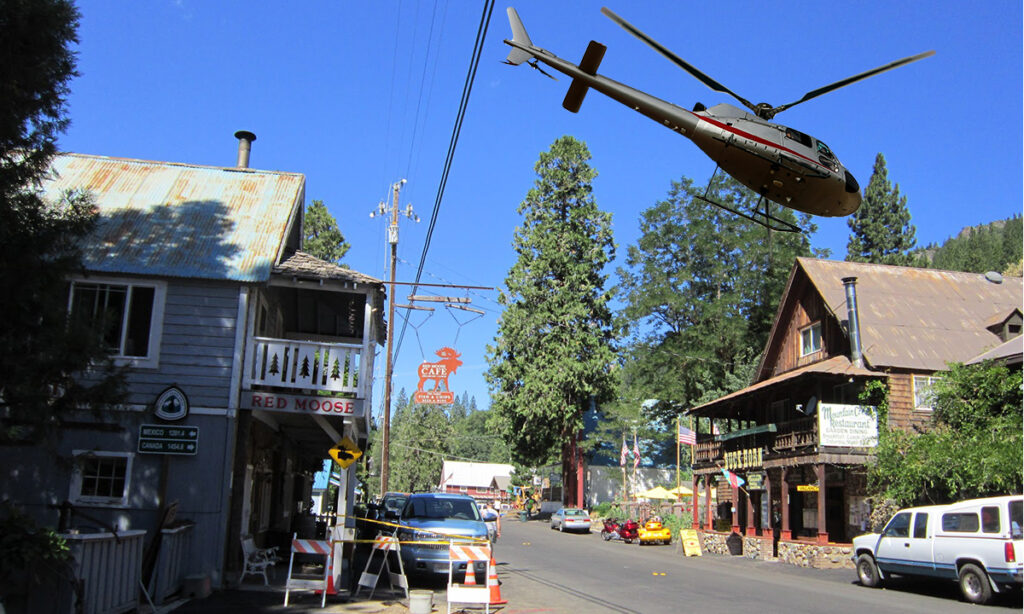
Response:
[745,485,756,536]
[730,485,740,533]
[780,466,791,540]
[691,474,699,530]
[817,463,829,544]
[705,478,713,530]
[764,470,774,539]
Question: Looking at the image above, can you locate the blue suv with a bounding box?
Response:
[397,493,489,577]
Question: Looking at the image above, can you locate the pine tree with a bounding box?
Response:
[845,153,918,265]
[1,0,126,444]
[304,199,350,264]
[486,136,617,470]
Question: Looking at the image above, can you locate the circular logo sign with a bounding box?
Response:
[154,386,189,421]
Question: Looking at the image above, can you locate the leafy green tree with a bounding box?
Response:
[845,153,918,265]
[388,389,452,493]
[486,136,617,479]
[615,173,814,429]
[303,199,350,264]
[866,362,1023,506]
[0,0,125,446]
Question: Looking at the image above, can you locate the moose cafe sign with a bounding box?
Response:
[414,347,463,405]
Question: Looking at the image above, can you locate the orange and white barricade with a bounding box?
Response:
[355,533,408,600]
[284,534,332,607]
[447,542,494,614]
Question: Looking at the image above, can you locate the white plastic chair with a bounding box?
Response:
[240,534,279,585]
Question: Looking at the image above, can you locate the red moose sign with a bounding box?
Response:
[414,347,462,405]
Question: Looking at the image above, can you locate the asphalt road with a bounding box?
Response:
[486,518,1023,614]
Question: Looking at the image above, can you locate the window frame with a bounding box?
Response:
[799,322,823,357]
[69,450,134,508]
[69,277,166,369]
[912,375,942,411]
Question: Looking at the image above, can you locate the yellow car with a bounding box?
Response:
[638,519,672,545]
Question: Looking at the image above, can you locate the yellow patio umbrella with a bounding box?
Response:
[668,485,693,496]
[637,486,678,499]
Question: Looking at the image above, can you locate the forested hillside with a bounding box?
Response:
[915,215,1022,275]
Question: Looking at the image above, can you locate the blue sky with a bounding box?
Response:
[60,1,1022,415]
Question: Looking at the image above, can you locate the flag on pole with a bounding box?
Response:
[620,439,629,466]
[721,467,745,488]
[632,435,641,470]
[328,470,342,487]
[677,424,696,445]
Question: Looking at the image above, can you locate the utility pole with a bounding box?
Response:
[371,179,417,498]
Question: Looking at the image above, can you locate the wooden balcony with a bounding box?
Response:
[244,336,367,395]
[693,416,818,465]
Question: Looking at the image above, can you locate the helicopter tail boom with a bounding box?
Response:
[562,40,607,113]
[505,7,534,65]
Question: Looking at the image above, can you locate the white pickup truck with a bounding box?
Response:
[852,495,1023,604]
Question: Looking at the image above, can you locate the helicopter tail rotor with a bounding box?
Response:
[505,7,535,66]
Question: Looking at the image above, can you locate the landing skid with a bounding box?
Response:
[698,168,802,233]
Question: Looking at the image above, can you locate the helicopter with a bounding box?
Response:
[503,7,933,232]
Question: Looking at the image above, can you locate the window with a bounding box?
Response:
[785,127,812,148]
[913,513,929,538]
[941,512,979,533]
[800,323,822,356]
[883,512,911,538]
[70,451,133,507]
[981,506,1000,533]
[913,375,942,411]
[70,279,165,368]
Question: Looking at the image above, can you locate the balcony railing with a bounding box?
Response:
[245,336,364,394]
[692,416,818,465]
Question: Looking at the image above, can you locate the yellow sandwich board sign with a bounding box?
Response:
[329,436,363,469]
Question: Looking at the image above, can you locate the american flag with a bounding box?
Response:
[632,435,641,470]
[620,439,629,466]
[677,424,696,445]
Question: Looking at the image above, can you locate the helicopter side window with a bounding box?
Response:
[785,128,812,148]
[816,140,835,159]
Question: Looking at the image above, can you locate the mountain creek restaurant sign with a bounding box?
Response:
[817,403,878,447]
[243,392,364,417]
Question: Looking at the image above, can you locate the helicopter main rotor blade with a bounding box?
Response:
[600,7,758,114]
[770,50,935,117]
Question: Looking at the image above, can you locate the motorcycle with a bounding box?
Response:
[601,518,640,543]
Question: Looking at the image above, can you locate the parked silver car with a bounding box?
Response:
[396,493,490,577]
[550,507,591,533]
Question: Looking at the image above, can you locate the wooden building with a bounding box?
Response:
[1,140,385,594]
[687,258,1022,567]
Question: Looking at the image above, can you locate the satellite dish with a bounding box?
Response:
[802,396,819,415]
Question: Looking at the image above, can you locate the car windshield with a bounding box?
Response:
[404,497,481,521]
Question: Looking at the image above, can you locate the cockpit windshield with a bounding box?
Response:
[816,140,835,159]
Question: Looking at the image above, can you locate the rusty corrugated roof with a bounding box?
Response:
[797,258,1023,371]
[40,153,305,282]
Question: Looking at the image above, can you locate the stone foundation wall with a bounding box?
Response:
[743,536,775,561]
[697,531,853,569]
[699,531,730,555]
[777,540,854,569]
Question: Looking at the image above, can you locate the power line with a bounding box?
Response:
[395,0,496,361]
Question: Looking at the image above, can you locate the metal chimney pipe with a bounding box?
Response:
[234,130,256,168]
[842,276,864,368]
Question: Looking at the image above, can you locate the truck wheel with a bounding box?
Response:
[958,563,992,605]
[856,554,882,588]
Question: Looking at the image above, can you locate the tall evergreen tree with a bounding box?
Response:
[486,136,617,477]
[303,199,350,264]
[0,0,125,445]
[615,173,814,428]
[845,153,918,265]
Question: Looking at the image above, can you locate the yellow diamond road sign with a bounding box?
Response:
[329,436,363,468]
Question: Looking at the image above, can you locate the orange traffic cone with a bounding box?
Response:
[487,555,507,605]
[464,563,477,586]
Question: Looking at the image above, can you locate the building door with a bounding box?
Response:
[826,486,845,542]
[788,487,804,536]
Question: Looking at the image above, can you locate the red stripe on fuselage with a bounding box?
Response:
[693,113,827,172]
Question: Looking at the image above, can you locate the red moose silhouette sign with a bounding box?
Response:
[414,347,463,405]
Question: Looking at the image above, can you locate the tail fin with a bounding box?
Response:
[505,7,534,65]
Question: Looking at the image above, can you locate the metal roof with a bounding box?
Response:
[40,153,305,282]
[797,258,1023,371]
